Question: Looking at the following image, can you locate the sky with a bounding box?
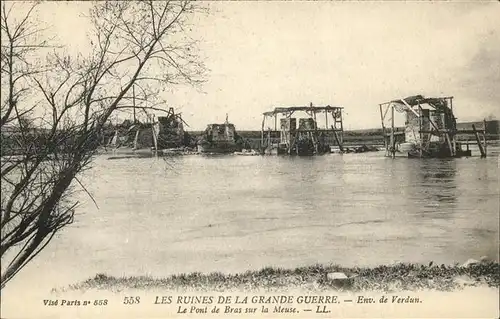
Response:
[8,1,500,131]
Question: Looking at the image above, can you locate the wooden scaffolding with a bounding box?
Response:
[261,103,344,155]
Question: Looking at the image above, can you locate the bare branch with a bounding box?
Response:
[1,0,208,290]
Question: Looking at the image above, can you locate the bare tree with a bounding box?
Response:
[0,1,206,289]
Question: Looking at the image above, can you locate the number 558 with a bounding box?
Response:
[123,296,140,305]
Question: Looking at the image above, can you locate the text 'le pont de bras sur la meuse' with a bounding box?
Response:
[43,294,422,314]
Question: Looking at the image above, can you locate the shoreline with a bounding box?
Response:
[62,261,499,293]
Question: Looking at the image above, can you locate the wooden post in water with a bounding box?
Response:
[472,124,486,158]
[151,114,158,152]
[444,133,454,157]
[483,119,488,157]
[332,125,343,153]
[418,104,423,158]
[133,129,139,150]
[452,135,456,157]
[267,128,271,150]
[312,110,318,154]
[261,115,265,151]
[391,104,395,158]
[379,104,388,156]
[338,108,344,147]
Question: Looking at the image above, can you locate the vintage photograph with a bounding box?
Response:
[1,1,499,318]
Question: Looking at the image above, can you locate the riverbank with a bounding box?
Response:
[64,261,499,293]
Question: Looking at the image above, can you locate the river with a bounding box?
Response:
[3,145,499,293]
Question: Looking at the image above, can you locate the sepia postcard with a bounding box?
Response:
[1,1,499,318]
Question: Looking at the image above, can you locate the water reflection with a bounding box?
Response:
[417,159,458,205]
[6,149,499,292]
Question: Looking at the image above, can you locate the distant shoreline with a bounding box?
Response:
[190,119,500,136]
[189,120,500,147]
[2,120,498,156]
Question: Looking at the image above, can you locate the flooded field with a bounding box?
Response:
[3,146,499,293]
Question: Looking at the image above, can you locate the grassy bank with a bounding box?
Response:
[66,262,499,293]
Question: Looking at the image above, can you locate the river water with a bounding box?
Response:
[3,145,500,292]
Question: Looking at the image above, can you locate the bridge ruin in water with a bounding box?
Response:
[261,103,344,156]
[379,95,487,158]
